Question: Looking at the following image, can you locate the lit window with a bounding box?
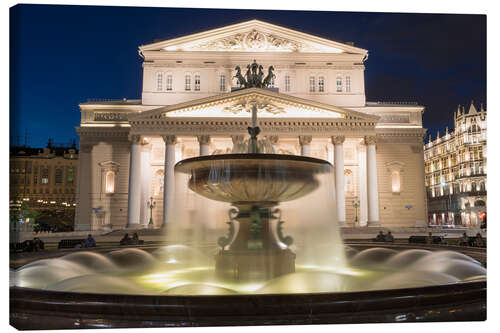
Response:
[105,171,115,194]
[41,168,49,184]
[166,74,173,91]
[269,76,275,88]
[318,76,324,92]
[285,75,290,92]
[391,171,401,193]
[194,74,200,91]
[156,72,163,91]
[185,75,191,91]
[336,76,342,92]
[66,167,74,184]
[220,75,226,92]
[309,76,315,92]
[346,76,351,92]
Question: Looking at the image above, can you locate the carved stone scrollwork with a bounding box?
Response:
[128,134,142,144]
[331,135,346,145]
[411,145,424,153]
[197,135,211,145]
[231,135,245,144]
[162,135,177,145]
[299,135,312,146]
[79,143,94,154]
[267,135,279,145]
[363,135,377,146]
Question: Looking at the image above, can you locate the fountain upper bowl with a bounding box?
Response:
[175,153,332,204]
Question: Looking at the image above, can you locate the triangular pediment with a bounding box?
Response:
[139,19,367,55]
[130,88,378,122]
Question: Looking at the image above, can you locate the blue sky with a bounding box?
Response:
[10,5,486,147]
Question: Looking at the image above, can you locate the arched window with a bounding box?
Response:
[336,75,342,92]
[284,75,291,92]
[386,161,404,194]
[344,169,353,194]
[194,74,201,91]
[219,74,226,92]
[185,74,191,91]
[391,171,401,193]
[345,75,351,92]
[105,171,115,194]
[154,169,164,195]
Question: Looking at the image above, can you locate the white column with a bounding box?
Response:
[332,136,346,226]
[358,146,368,226]
[162,135,177,227]
[140,144,152,226]
[75,143,93,231]
[365,136,380,226]
[299,135,312,157]
[197,135,211,156]
[127,135,142,228]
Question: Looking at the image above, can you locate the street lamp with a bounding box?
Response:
[352,197,360,226]
[147,197,156,227]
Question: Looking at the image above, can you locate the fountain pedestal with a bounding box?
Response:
[215,204,295,280]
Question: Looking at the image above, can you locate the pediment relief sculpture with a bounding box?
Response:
[182,29,328,53]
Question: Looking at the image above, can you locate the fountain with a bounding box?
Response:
[10,62,486,329]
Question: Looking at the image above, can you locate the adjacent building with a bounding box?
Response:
[424,102,487,228]
[9,141,79,229]
[75,19,427,231]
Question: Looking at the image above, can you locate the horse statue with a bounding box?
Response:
[233,66,247,88]
[262,66,275,88]
[245,64,252,87]
[256,65,265,88]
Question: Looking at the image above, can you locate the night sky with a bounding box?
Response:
[10,4,486,148]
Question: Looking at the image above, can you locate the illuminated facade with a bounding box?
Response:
[10,142,78,220]
[424,102,487,227]
[75,20,427,231]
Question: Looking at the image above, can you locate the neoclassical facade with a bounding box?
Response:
[75,20,427,231]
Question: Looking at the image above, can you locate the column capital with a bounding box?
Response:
[197,135,211,145]
[331,135,346,145]
[267,135,279,145]
[363,135,377,146]
[162,135,177,145]
[299,135,312,145]
[231,135,245,144]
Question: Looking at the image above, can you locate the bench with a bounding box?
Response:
[58,239,85,249]
[408,236,443,244]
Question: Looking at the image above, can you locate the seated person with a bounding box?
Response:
[375,231,385,242]
[120,233,132,245]
[84,234,96,248]
[459,232,469,246]
[385,231,394,242]
[426,232,433,244]
[132,232,140,245]
[475,233,485,247]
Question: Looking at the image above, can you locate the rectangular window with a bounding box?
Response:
[336,76,342,92]
[55,168,62,184]
[166,75,173,91]
[185,75,191,91]
[41,168,49,185]
[156,72,163,91]
[318,76,324,92]
[66,167,74,184]
[285,75,290,92]
[220,75,226,92]
[309,76,315,92]
[346,76,351,92]
[194,74,200,91]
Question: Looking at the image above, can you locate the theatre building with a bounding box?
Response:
[75,19,427,231]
